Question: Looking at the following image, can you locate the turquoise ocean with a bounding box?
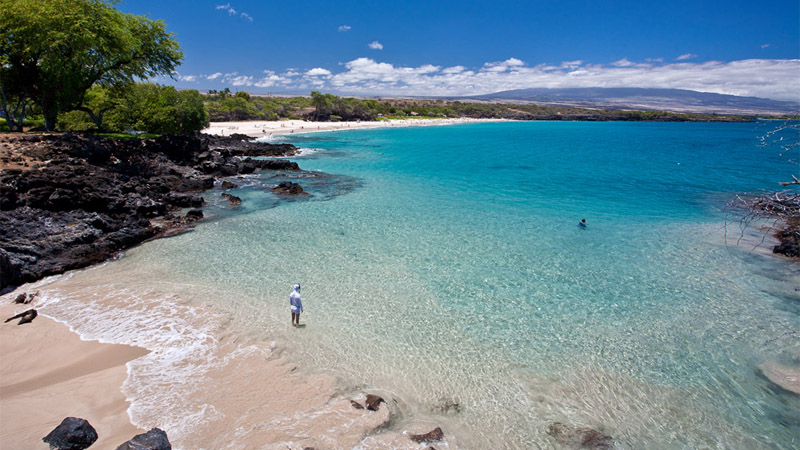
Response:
[48,121,800,448]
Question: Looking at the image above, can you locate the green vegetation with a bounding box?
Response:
[204,89,314,121]
[203,92,753,123]
[58,83,208,134]
[1,0,183,131]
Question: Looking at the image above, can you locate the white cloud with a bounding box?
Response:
[761,43,770,49]
[560,60,583,69]
[338,25,351,32]
[216,3,252,21]
[368,41,384,50]
[442,66,467,74]
[207,72,223,80]
[611,58,634,67]
[306,68,332,77]
[676,53,698,61]
[324,57,800,101]
[646,57,664,63]
[483,58,527,72]
[178,75,197,82]
[203,58,800,102]
[222,73,253,86]
[216,3,236,14]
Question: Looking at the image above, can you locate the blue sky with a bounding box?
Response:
[119,0,800,100]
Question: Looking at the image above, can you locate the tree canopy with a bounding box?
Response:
[0,0,183,131]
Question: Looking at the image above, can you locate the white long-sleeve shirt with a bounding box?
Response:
[290,290,303,313]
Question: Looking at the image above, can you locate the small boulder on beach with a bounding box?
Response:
[42,417,98,450]
[115,427,172,450]
[408,427,444,444]
[365,394,385,411]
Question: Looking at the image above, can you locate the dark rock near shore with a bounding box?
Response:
[42,417,98,450]
[773,220,800,257]
[350,400,365,410]
[365,394,385,411]
[546,422,614,449]
[409,427,444,444]
[222,193,242,206]
[220,180,239,190]
[0,132,300,290]
[115,428,171,450]
[4,308,37,325]
[272,181,308,196]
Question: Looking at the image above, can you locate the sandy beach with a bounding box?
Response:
[0,272,443,450]
[203,117,504,138]
[0,301,148,448]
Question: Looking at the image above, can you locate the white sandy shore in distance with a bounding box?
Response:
[203,117,505,138]
[0,301,148,448]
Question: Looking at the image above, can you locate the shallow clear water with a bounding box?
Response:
[53,122,800,448]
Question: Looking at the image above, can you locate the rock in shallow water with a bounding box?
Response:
[408,427,444,443]
[115,428,171,450]
[365,394,385,411]
[546,422,614,449]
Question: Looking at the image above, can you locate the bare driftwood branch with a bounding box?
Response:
[778,175,800,186]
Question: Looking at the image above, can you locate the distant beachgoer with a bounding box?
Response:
[578,219,587,228]
[290,284,303,326]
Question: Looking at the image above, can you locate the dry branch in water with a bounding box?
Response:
[726,190,800,256]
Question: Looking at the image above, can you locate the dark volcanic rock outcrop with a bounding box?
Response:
[0,132,299,290]
[115,428,172,450]
[42,417,98,450]
[272,181,309,196]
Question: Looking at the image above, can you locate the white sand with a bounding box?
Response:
[0,301,148,448]
[0,277,439,449]
[203,117,505,138]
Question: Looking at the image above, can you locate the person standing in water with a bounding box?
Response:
[578,219,587,228]
[290,284,303,326]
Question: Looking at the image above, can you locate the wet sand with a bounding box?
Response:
[0,301,148,448]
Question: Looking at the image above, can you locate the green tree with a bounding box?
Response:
[107,83,208,135]
[0,0,183,131]
[75,85,128,131]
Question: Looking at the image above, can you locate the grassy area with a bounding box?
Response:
[0,117,47,132]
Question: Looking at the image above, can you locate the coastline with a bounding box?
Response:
[0,123,471,448]
[202,117,508,138]
[0,299,148,448]
[0,271,443,449]
[1,121,797,448]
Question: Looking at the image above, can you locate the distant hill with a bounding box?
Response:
[469,88,799,115]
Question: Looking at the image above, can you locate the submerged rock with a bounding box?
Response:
[222,193,242,206]
[42,417,98,450]
[115,428,171,450]
[272,181,308,196]
[546,422,614,449]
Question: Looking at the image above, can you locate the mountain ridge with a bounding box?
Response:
[469,87,799,115]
